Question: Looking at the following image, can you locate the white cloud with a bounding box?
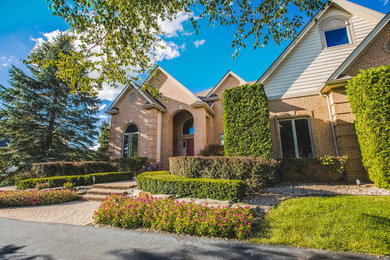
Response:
[159,12,192,38]
[155,41,185,61]
[2,63,8,67]
[99,114,108,119]
[194,39,206,48]
[380,0,389,5]
[98,84,126,101]
[99,104,107,110]
[30,30,62,49]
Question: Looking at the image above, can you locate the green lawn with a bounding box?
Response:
[251,196,390,256]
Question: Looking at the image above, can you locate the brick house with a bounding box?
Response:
[106,0,390,181]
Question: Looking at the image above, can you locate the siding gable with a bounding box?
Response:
[262,7,380,100]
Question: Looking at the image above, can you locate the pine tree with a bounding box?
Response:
[94,120,111,161]
[0,34,99,171]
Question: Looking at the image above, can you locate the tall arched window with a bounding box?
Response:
[320,16,353,48]
[123,124,138,157]
[182,119,194,135]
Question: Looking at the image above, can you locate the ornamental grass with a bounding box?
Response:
[0,189,78,208]
[93,195,255,240]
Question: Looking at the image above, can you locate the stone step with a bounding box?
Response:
[80,194,108,202]
[86,188,128,196]
[92,182,137,190]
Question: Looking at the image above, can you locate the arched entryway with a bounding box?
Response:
[172,110,194,156]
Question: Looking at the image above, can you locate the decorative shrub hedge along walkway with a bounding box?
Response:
[94,195,255,239]
[16,171,134,190]
[0,189,78,208]
[136,171,246,202]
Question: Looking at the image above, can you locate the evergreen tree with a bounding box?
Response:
[0,34,99,171]
[94,120,111,161]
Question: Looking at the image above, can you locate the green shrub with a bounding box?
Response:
[137,171,246,202]
[346,65,390,189]
[29,161,117,178]
[63,182,74,189]
[112,157,148,173]
[16,171,134,190]
[223,83,272,158]
[35,182,50,190]
[169,156,278,192]
[94,195,255,239]
[278,156,348,183]
[200,144,224,156]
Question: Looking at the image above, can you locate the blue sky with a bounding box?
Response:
[0,0,389,124]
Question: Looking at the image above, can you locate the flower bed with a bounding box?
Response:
[94,195,255,240]
[0,189,78,208]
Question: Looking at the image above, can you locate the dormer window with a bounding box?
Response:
[320,16,353,49]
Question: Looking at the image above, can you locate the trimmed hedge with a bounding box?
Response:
[112,157,148,173]
[277,156,348,183]
[136,171,246,202]
[223,83,272,158]
[200,144,224,156]
[169,156,278,192]
[16,171,134,190]
[346,65,390,189]
[29,161,117,178]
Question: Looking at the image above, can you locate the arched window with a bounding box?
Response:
[320,16,353,48]
[182,119,194,135]
[123,124,138,157]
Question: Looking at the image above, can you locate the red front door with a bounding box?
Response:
[186,139,194,156]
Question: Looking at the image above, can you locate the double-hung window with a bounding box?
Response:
[278,118,314,158]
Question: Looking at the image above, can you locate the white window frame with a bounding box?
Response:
[277,117,315,158]
[319,15,355,50]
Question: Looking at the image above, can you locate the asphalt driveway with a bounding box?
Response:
[0,218,385,260]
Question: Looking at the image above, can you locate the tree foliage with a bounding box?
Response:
[0,34,99,171]
[43,0,326,93]
[94,121,111,161]
[346,65,390,189]
[222,83,272,158]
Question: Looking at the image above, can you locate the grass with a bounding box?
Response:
[250,196,390,256]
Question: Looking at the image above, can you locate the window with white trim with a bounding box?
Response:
[123,124,138,157]
[320,16,352,48]
[278,118,314,158]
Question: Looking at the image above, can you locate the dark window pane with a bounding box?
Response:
[183,119,194,135]
[279,120,295,158]
[295,119,313,158]
[130,133,138,157]
[123,135,129,157]
[325,27,349,47]
[125,124,138,133]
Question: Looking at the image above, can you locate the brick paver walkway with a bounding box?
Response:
[0,201,101,225]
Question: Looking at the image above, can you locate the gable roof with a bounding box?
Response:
[205,71,246,97]
[328,11,390,81]
[105,81,166,114]
[149,66,204,104]
[256,0,384,84]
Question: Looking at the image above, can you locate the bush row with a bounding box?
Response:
[136,171,246,202]
[16,171,134,190]
[21,157,147,179]
[0,189,78,208]
[93,195,254,239]
[169,156,277,192]
[278,156,348,183]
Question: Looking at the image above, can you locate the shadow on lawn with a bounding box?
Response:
[0,244,53,259]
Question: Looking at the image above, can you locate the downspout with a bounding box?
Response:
[156,111,162,163]
[320,87,339,156]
